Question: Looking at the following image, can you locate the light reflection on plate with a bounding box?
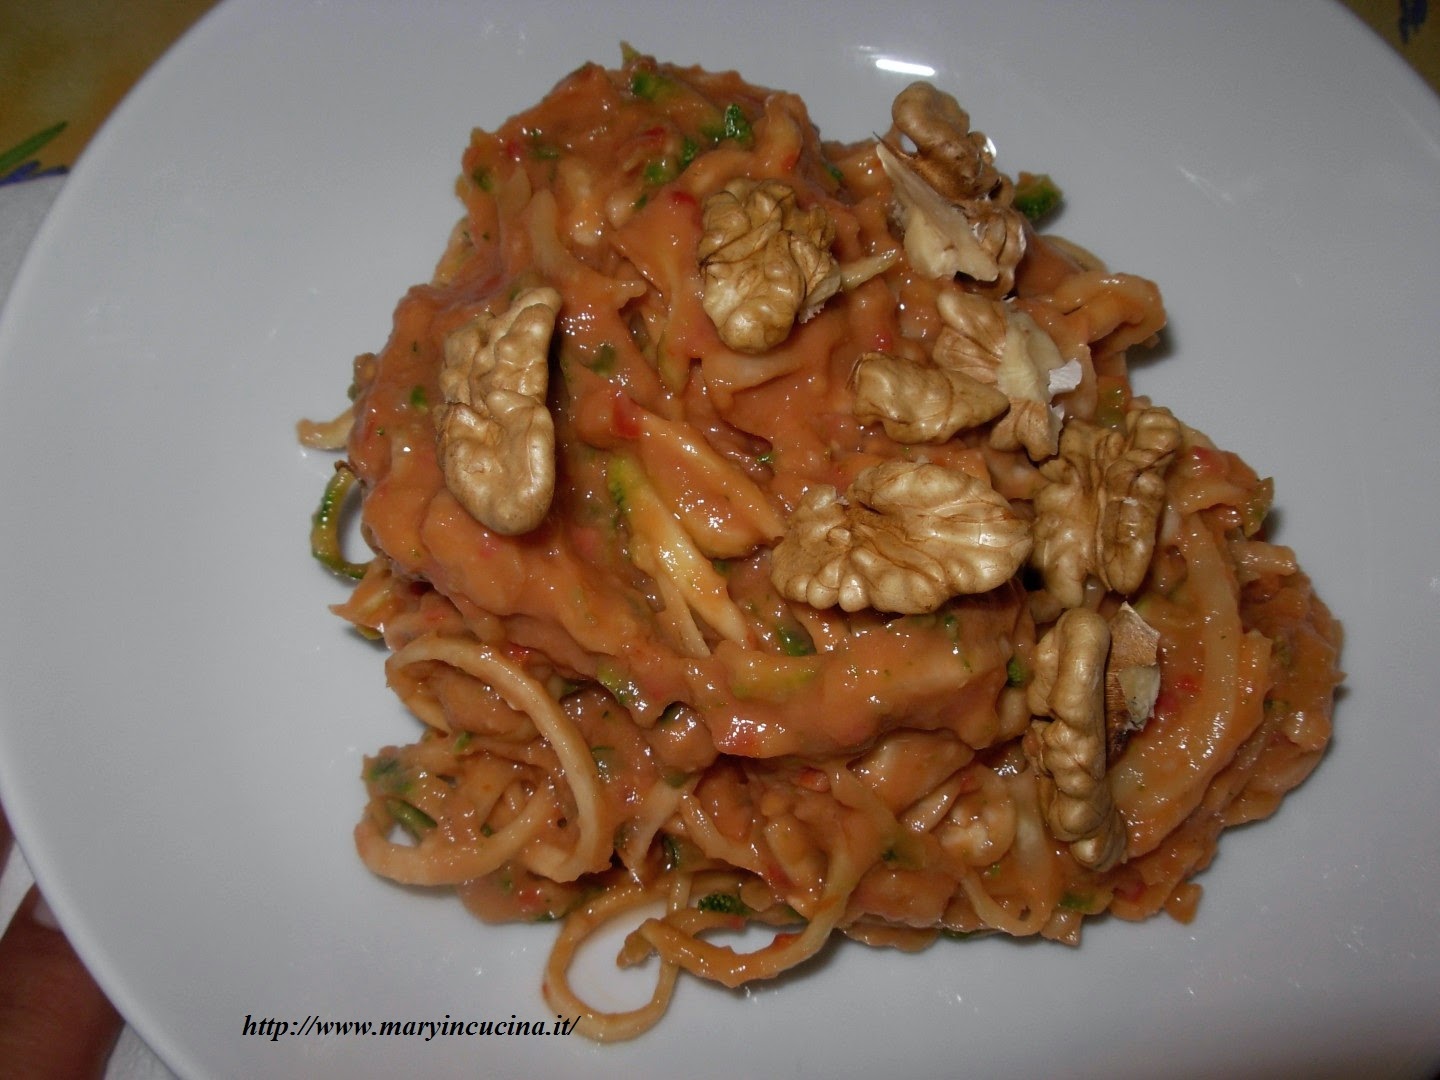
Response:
[0,2,1437,1078]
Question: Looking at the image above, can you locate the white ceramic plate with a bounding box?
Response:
[2,1,1437,1077]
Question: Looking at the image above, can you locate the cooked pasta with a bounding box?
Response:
[304,52,1342,1041]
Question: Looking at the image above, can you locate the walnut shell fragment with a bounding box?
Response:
[770,460,1031,614]
[876,82,1025,292]
[436,286,561,534]
[1024,609,1126,872]
[1031,406,1183,609]
[850,350,1008,444]
[698,178,841,353]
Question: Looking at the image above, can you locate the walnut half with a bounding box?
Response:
[876,82,1025,293]
[436,286,561,534]
[933,288,1079,461]
[1024,609,1126,872]
[770,460,1031,614]
[849,350,1008,444]
[698,179,841,354]
[1030,406,1182,609]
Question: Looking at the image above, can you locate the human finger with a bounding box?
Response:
[0,885,123,1080]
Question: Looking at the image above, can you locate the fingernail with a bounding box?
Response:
[30,893,61,931]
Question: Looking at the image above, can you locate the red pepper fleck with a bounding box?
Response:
[610,390,643,439]
[569,523,603,564]
[760,856,794,892]
[1153,672,1200,722]
[795,767,830,793]
[1186,445,1224,475]
[1114,877,1146,903]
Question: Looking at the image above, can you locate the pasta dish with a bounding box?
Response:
[299,51,1342,1040]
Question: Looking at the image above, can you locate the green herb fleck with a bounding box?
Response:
[941,612,961,645]
[642,157,676,186]
[525,129,560,160]
[696,892,748,916]
[1014,172,1063,223]
[776,622,816,657]
[606,471,628,515]
[366,756,406,791]
[588,342,617,375]
[590,745,616,779]
[1241,477,1275,537]
[721,103,753,144]
[661,833,684,871]
[595,660,637,706]
[940,928,983,941]
[1273,635,1295,670]
[629,69,673,101]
